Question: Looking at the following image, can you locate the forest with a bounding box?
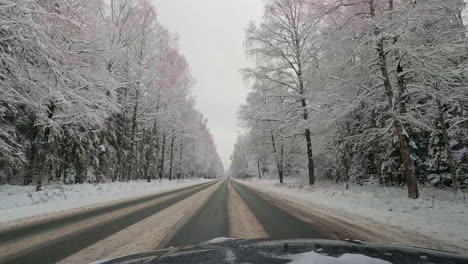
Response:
[229,0,468,198]
[0,0,224,187]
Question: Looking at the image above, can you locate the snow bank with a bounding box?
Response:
[246,178,468,252]
[0,178,210,224]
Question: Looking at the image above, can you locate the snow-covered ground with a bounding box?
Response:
[245,178,468,252]
[0,178,210,224]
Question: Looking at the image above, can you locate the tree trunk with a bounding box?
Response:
[257,158,262,179]
[300,95,314,185]
[373,143,383,186]
[168,130,175,181]
[396,62,419,198]
[115,110,128,181]
[369,0,418,198]
[25,140,38,186]
[293,6,315,185]
[304,127,315,185]
[394,120,418,198]
[158,130,166,180]
[144,128,152,183]
[146,102,160,182]
[270,130,283,183]
[129,92,139,180]
[370,112,383,186]
[437,100,460,190]
[280,132,284,178]
[343,148,350,190]
[300,95,314,184]
[36,100,56,190]
[177,141,183,180]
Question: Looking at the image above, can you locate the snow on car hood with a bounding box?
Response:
[202,237,235,245]
[287,250,391,264]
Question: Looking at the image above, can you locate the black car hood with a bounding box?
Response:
[92,238,468,264]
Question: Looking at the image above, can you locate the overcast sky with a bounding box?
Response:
[155,0,264,170]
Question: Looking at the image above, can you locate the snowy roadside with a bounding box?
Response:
[0,178,210,224]
[243,178,468,253]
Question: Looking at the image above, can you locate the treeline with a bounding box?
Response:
[0,0,223,186]
[229,0,468,198]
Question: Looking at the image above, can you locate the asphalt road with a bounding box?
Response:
[164,179,331,249]
[0,181,215,246]
[164,180,229,247]
[0,178,346,264]
[0,180,219,264]
[230,180,330,239]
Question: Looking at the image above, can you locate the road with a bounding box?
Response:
[0,178,367,264]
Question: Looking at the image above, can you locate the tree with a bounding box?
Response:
[0,0,224,185]
[234,0,468,198]
[245,0,322,185]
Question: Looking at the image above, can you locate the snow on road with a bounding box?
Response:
[58,181,223,264]
[244,179,468,254]
[227,181,268,239]
[0,185,202,260]
[0,178,210,224]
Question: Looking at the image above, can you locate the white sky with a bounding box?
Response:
[155,0,264,169]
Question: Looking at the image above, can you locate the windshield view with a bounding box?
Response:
[1,0,467,263]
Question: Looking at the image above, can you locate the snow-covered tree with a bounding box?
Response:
[233,0,468,198]
[0,0,223,186]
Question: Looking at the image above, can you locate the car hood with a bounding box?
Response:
[92,238,468,264]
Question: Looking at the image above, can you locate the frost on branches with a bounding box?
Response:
[230,0,468,198]
[0,0,223,186]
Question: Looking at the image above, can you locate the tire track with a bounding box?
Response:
[58,181,225,264]
[162,180,229,248]
[0,180,219,264]
[227,181,268,239]
[230,179,331,239]
[0,180,214,246]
